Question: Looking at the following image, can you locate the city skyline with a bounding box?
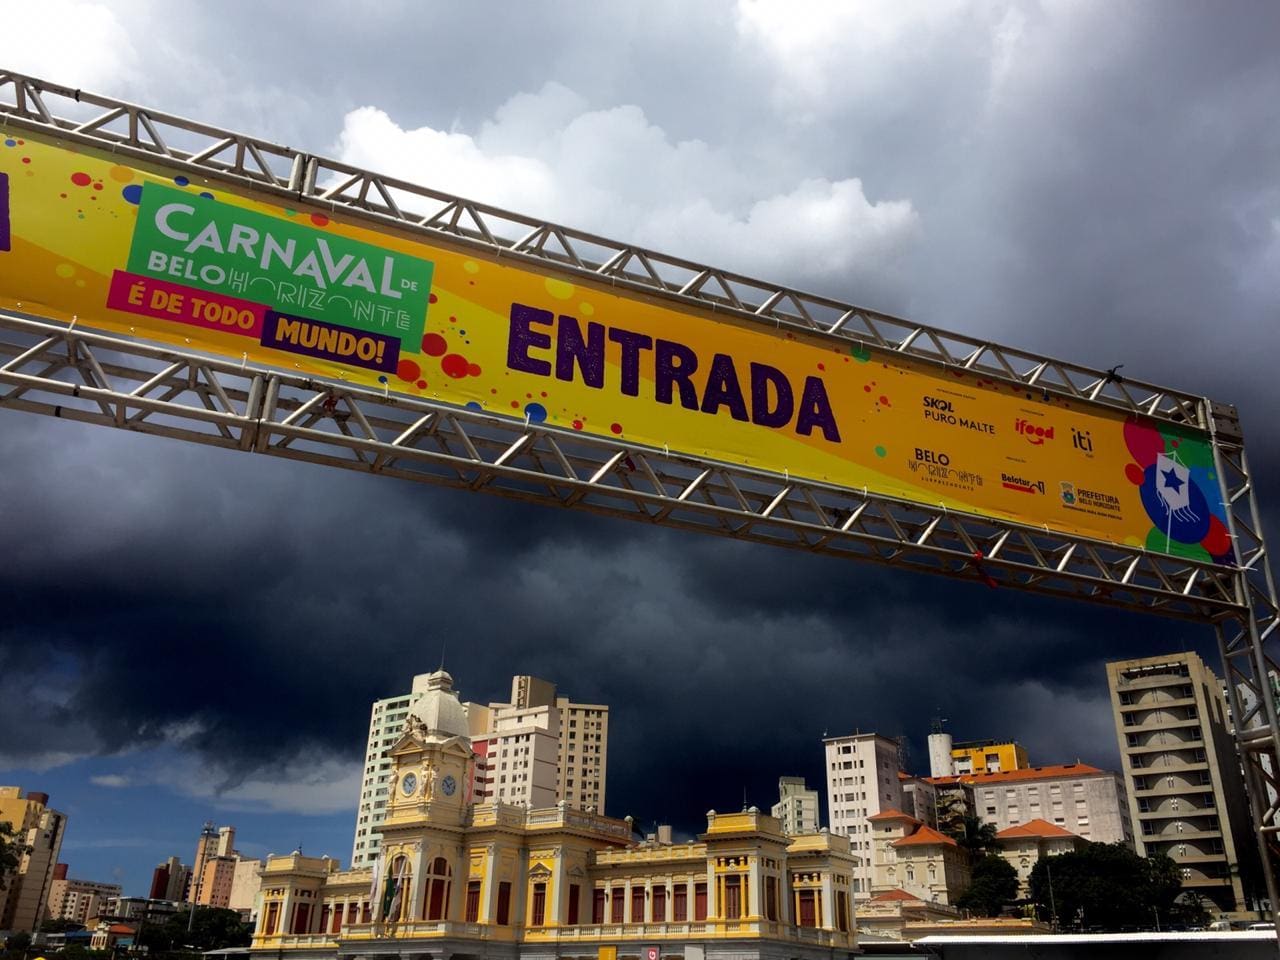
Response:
[2,664,1140,900]
[3,0,1278,923]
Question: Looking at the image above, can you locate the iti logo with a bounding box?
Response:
[1014,418,1054,445]
[0,172,10,252]
[1060,481,1077,505]
[1072,427,1094,454]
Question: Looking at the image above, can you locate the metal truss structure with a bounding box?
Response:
[2,68,1279,920]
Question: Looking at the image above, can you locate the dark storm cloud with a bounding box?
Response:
[1,0,1277,839]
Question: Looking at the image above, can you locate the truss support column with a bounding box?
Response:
[1210,409,1280,928]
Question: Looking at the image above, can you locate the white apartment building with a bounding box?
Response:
[47,872,121,925]
[352,672,610,869]
[351,681,427,869]
[927,763,1132,845]
[470,676,609,812]
[824,733,903,896]
[771,777,820,836]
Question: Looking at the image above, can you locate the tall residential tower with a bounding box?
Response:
[1106,651,1262,914]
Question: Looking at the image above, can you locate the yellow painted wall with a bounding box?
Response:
[951,742,1027,774]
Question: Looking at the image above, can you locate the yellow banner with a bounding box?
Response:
[0,129,1231,563]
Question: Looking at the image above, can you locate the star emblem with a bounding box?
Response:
[1161,468,1184,493]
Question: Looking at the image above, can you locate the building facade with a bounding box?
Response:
[46,864,122,926]
[0,787,67,932]
[353,673,609,870]
[772,777,820,836]
[149,856,191,902]
[926,763,1132,845]
[230,858,263,919]
[822,733,903,897]
[190,824,237,904]
[254,672,856,960]
[950,740,1029,776]
[1107,651,1263,914]
[992,820,1086,898]
[867,810,969,906]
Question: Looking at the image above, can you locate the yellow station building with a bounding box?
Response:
[249,672,857,960]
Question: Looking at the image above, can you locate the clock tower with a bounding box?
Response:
[372,670,474,923]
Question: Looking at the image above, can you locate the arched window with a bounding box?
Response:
[423,856,453,921]
[905,866,915,883]
[927,864,937,881]
[387,856,412,922]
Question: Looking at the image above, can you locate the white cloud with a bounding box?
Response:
[171,753,360,816]
[90,774,132,788]
[333,84,919,289]
[5,1,144,93]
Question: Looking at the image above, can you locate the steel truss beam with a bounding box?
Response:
[2,66,1280,921]
[0,312,1246,619]
[0,68,1212,429]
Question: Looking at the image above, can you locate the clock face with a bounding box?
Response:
[441,775,457,797]
[401,773,418,797]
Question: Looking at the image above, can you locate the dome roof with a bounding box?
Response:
[405,670,469,740]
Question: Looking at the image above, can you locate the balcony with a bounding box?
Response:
[1140,827,1222,842]
[1118,696,1196,712]
[1123,739,1205,755]
[1127,759,1209,774]
[1132,782,1214,798]
[341,920,493,942]
[1122,717,1202,733]
[525,920,854,948]
[1116,674,1192,692]
[251,934,337,950]
[1141,808,1218,824]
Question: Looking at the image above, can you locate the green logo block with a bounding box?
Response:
[127,183,433,345]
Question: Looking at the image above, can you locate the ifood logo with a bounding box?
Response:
[1014,418,1054,445]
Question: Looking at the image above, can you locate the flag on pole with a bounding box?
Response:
[1155,453,1198,523]
[368,849,384,910]
[387,860,406,922]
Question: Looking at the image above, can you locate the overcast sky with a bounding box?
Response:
[2,0,1278,895]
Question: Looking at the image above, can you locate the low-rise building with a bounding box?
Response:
[46,864,122,925]
[993,819,1087,898]
[926,763,1131,845]
[88,922,136,950]
[868,810,969,906]
[858,888,960,940]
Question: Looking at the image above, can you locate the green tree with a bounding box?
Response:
[1028,843,1183,931]
[39,917,85,933]
[935,793,967,837]
[1169,891,1212,929]
[0,820,27,877]
[157,907,251,952]
[948,814,999,861]
[4,931,32,954]
[957,854,1019,917]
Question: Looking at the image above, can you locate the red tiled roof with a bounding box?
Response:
[868,808,919,823]
[996,819,1080,840]
[871,888,923,902]
[924,763,1105,787]
[892,824,957,848]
